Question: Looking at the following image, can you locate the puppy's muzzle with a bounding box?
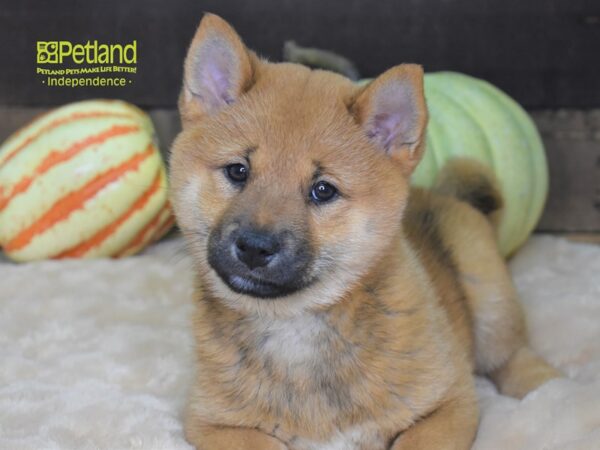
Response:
[208,222,314,298]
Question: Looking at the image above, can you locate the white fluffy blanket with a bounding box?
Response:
[1,235,599,450]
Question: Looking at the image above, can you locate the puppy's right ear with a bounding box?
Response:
[350,64,427,176]
[180,14,254,122]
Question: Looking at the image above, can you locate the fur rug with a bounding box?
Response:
[0,235,599,450]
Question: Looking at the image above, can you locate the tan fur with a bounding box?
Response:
[170,14,560,450]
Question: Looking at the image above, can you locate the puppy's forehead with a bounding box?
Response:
[241,64,376,173]
[254,65,353,127]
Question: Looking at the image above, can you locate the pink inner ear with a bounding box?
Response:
[367,83,418,152]
[370,112,403,151]
[201,57,234,105]
[190,38,238,110]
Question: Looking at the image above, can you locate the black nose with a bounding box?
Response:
[233,229,281,269]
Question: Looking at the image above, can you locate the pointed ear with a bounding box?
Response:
[180,14,254,121]
[351,64,428,175]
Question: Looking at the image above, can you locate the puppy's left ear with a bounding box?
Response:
[351,64,427,176]
[180,13,254,123]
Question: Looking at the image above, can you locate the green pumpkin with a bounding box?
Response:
[362,71,548,256]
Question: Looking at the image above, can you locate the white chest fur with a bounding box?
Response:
[258,313,330,368]
[289,424,386,450]
[255,316,387,450]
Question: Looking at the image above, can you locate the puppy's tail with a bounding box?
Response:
[434,158,503,226]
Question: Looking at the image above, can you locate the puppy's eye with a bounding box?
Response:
[225,163,249,184]
[311,181,338,203]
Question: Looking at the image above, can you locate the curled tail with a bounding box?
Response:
[434,158,503,227]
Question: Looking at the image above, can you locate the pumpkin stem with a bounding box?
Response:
[283,40,360,81]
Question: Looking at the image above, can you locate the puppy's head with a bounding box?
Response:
[170,14,427,315]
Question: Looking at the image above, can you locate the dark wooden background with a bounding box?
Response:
[0,0,598,232]
[0,0,599,108]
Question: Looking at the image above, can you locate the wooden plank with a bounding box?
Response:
[564,233,600,245]
[0,0,599,108]
[1,106,598,232]
[533,110,600,232]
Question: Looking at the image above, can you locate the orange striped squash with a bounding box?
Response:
[0,100,174,262]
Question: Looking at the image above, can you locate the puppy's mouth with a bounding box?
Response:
[225,274,299,299]
[208,259,316,299]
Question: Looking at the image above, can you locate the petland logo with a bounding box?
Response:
[37,40,137,64]
[36,40,137,88]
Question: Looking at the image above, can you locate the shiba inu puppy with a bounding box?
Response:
[169,14,560,450]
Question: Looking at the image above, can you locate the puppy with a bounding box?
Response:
[169,14,560,450]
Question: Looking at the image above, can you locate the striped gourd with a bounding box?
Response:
[0,100,174,262]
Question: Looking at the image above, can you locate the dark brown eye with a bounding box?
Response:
[311,181,338,203]
[225,163,249,184]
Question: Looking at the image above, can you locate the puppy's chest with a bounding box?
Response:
[253,318,389,449]
[258,315,334,367]
[280,423,387,450]
[197,312,420,447]
[232,315,363,417]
